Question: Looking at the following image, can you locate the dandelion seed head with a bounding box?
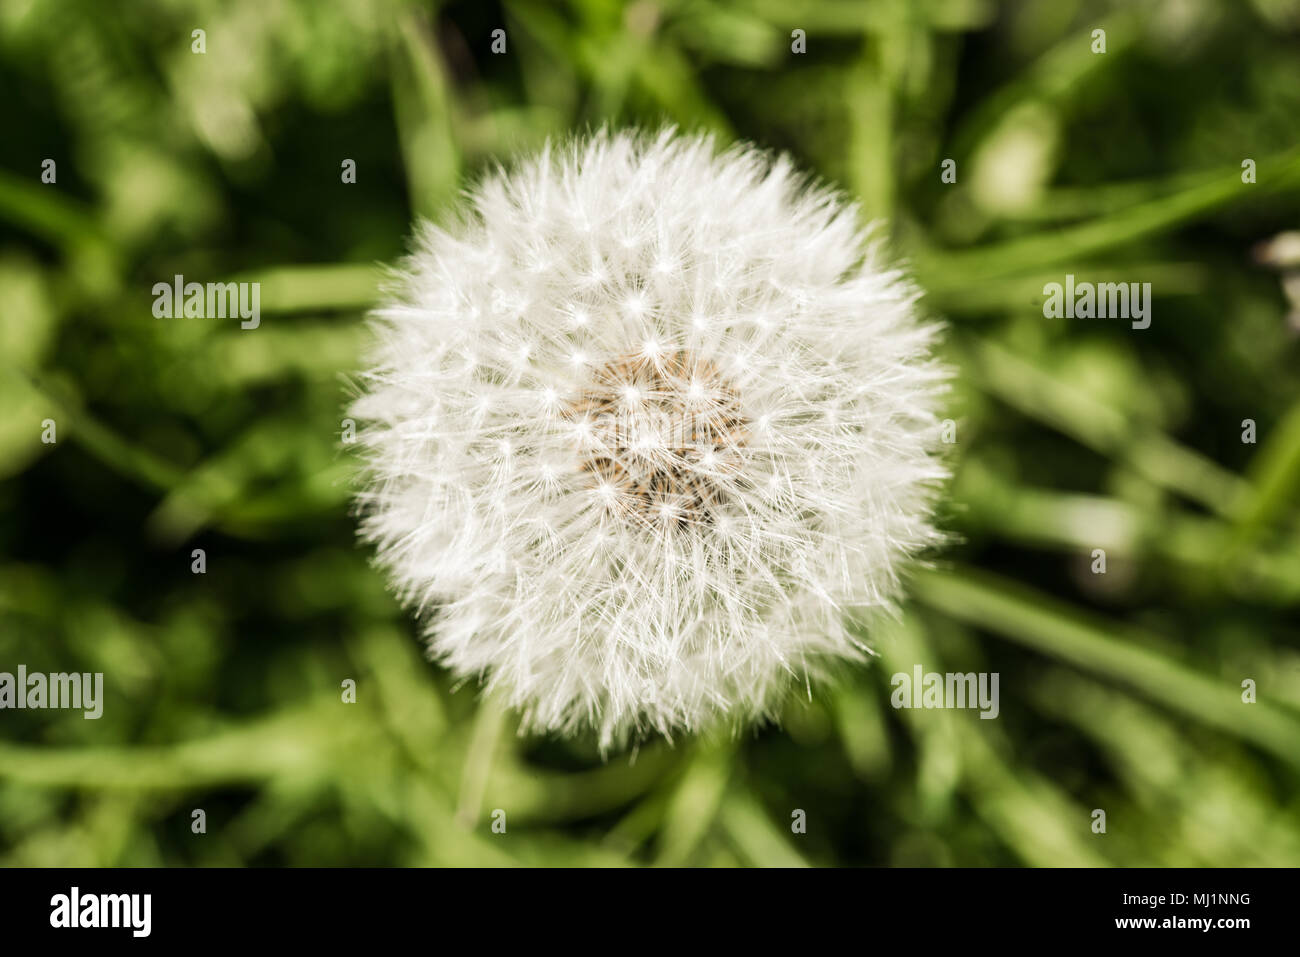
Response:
[352,129,948,749]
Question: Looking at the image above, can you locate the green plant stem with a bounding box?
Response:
[912,565,1300,769]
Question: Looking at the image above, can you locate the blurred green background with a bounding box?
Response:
[2,0,1300,867]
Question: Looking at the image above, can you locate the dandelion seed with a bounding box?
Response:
[352,128,948,749]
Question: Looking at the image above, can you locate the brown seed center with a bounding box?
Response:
[565,350,748,526]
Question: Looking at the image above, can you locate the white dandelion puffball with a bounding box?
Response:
[353,129,948,748]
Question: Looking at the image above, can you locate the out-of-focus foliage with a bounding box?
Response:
[1,0,1298,866]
